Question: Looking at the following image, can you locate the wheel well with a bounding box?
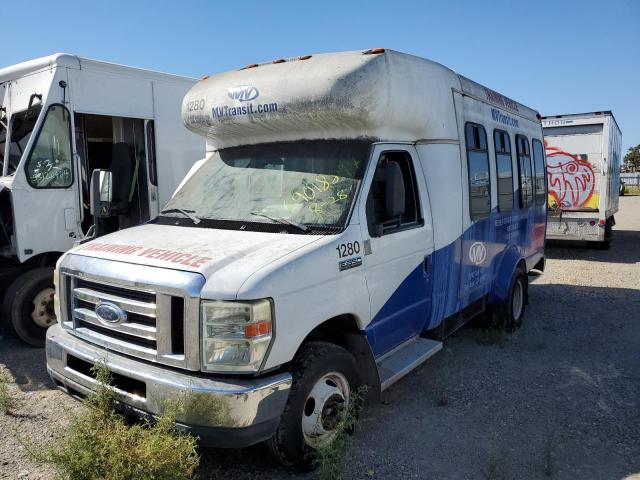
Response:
[295,315,380,399]
[25,252,62,268]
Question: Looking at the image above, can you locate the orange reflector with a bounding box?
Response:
[243,64,259,69]
[272,59,286,64]
[201,75,210,80]
[244,321,272,338]
[299,55,312,60]
[363,48,386,55]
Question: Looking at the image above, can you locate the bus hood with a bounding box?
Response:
[68,223,324,298]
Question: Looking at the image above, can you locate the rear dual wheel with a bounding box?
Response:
[499,267,527,333]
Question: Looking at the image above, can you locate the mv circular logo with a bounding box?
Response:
[95,302,127,326]
[468,242,487,266]
[227,85,259,102]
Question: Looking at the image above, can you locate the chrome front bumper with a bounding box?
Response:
[46,325,292,447]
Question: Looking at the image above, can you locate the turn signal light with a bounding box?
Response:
[244,321,272,338]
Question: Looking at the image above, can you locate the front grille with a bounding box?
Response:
[65,274,187,364]
[59,255,205,371]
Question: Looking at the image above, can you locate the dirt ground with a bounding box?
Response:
[1,196,639,480]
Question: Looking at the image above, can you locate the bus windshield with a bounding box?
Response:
[162,140,371,231]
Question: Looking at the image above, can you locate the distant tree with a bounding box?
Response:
[624,145,640,171]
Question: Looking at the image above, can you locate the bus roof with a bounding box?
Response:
[183,49,541,150]
[0,53,196,85]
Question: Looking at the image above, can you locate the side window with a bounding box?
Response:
[516,134,533,207]
[532,139,546,205]
[493,130,514,211]
[465,123,491,219]
[25,104,73,189]
[366,151,421,236]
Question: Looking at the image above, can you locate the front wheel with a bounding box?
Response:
[267,341,361,470]
[2,267,56,347]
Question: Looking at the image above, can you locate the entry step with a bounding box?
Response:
[377,337,443,391]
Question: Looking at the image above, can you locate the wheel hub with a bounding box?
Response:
[301,372,350,448]
[31,288,56,328]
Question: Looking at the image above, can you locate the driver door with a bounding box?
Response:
[12,99,81,262]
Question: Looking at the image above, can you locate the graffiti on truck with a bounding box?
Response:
[545,142,598,210]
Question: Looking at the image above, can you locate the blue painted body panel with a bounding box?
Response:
[366,203,545,358]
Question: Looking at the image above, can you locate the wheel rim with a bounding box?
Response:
[30,287,56,328]
[301,371,350,448]
[512,280,524,321]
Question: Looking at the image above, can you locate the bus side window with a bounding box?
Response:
[493,130,514,211]
[516,135,533,208]
[465,123,491,220]
[532,139,546,205]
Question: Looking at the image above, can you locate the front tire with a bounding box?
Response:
[1,268,56,347]
[267,341,361,470]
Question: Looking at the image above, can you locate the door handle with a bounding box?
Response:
[423,255,429,273]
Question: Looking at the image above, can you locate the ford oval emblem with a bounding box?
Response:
[95,302,127,325]
[227,85,259,102]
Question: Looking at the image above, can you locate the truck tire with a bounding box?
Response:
[1,268,56,347]
[497,267,527,333]
[266,341,361,471]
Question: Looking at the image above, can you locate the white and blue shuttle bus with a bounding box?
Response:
[46,49,547,468]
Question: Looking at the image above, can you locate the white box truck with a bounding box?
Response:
[542,111,622,247]
[46,49,547,469]
[0,54,204,345]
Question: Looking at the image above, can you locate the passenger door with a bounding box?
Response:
[359,145,434,357]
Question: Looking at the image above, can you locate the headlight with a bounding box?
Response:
[200,299,273,373]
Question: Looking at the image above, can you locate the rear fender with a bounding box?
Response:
[488,245,525,305]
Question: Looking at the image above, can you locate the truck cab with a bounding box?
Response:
[46,49,546,468]
[0,54,203,345]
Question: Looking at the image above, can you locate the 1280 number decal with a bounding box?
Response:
[336,241,360,258]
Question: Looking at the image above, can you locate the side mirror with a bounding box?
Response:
[90,169,113,218]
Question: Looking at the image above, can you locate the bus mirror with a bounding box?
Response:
[90,169,113,218]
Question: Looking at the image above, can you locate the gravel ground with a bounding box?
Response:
[1,196,639,480]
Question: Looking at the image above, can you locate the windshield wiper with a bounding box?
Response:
[160,208,201,225]
[250,212,308,232]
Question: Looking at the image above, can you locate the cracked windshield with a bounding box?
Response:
[163,141,370,229]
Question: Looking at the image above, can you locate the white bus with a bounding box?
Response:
[47,49,546,468]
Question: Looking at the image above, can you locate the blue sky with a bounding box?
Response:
[4,0,639,153]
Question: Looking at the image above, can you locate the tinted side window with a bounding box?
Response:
[493,130,514,211]
[516,135,533,207]
[532,139,546,205]
[366,151,421,236]
[465,123,491,219]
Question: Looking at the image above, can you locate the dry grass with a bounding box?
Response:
[0,370,15,414]
[29,362,199,480]
[314,386,367,480]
